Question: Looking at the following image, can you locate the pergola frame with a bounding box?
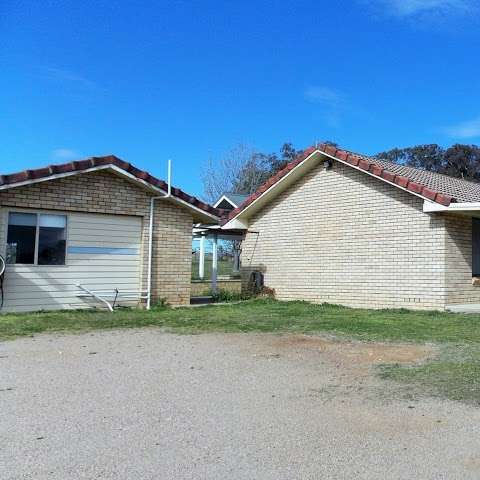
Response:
[192,225,245,293]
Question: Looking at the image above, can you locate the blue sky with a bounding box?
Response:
[2,0,480,198]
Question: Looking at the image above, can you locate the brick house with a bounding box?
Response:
[0,156,219,312]
[224,144,480,311]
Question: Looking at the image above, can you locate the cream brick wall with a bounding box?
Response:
[149,201,193,305]
[241,161,449,310]
[0,170,193,306]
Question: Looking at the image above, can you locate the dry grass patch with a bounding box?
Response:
[270,335,436,366]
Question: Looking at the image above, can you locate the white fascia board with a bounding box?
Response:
[225,147,432,228]
[0,165,114,191]
[423,200,480,213]
[423,201,447,213]
[223,150,323,229]
[213,195,238,209]
[108,165,167,193]
[0,164,164,194]
[320,151,430,204]
[222,217,249,230]
[0,164,219,222]
[224,147,476,227]
[110,166,220,221]
[322,153,480,214]
[447,202,480,211]
[166,195,219,222]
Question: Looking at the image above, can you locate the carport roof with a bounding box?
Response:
[0,155,221,220]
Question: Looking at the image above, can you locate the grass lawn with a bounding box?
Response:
[1,299,479,404]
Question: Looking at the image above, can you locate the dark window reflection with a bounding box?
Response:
[38,215,67,265]
[6,213,37,264]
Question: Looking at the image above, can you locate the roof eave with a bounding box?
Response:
[224,145,458,228]
[168,194,220,223]
[423,200,480,214]
[222,148,322,229]
[0,163,220,223]
[213,194,239,209]
[319,148,453,207]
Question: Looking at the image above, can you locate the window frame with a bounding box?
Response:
[5,209,69,267]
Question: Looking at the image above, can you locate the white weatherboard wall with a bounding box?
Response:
[0,209,143,312]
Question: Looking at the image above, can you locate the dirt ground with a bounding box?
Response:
[269,334,435,365]
[1,329,478,480]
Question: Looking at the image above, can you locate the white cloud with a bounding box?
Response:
[304,86,346,127]
[51,149,80,160]
[363,0,473,17]
[304,86,344,106]
[40,66,98,90]
[443,117,480,139]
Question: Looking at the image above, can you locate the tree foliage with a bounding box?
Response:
[377,143,480,182]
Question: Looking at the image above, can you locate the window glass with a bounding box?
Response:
[38,214,67,265]
[9,213,37,226]
[6,213,37,264]
[6,212,67,266]
[39,215,67,228]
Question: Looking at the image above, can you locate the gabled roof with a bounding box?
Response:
[0,155,220,220]
[223,192,249,206]
[214,192,249,209]
[224,143,480,225]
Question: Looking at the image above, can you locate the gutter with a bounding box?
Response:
[423,200,480,214]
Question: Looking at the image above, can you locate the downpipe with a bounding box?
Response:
[146,160,172,310]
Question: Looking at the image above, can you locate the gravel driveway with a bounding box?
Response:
[1,329,480,479]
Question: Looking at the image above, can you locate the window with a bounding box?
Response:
[6,212,67,265]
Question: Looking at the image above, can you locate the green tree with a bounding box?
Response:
[377,144,445,171]
[377,143,480,182]
[443,144,480,181]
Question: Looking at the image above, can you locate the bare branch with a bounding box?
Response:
[200,143,257,204]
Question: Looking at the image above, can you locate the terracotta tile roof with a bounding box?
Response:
[0,155,220,218]
[369,158,480,204]
[225,143,480,223]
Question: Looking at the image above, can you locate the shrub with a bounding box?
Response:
[209,288,253,303]
[151,298,169,309]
